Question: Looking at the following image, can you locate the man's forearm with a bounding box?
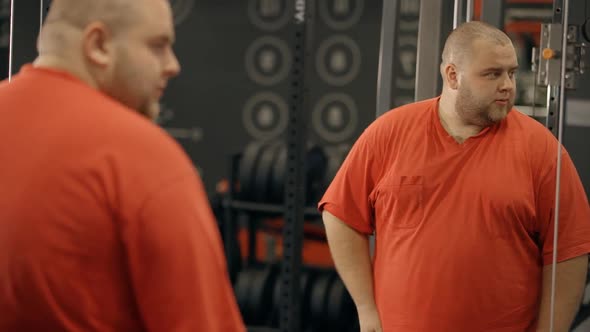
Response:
[322,211,377,310]
[536,255,588,332]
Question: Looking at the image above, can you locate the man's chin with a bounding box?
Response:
[488,105,511,123]
[138,103,160,122]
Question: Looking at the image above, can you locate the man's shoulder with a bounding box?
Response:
[509,108,550,130]
[504,108,563,165]
[101,108,188,163]
[506,108,558,143]
[42,81,191,169]
[382,98,435,118]
[369,97,435,131]
[356,98,435,150]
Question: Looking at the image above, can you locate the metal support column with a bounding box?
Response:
[279,0,313,331]
[0,0,10,79]
[7,0,13,80]
[465,0,474,22]
[480,0,505,30]
[453,0,464,28]
[376,0,399,117]
[414,0,443,101]
[543,0,567,138]
[376,0,420,114]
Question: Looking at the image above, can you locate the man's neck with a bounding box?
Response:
[438,94,485,143]
[33,54,98,90]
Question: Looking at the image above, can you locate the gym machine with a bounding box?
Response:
[221,1,358,331]
[533,2,590,330]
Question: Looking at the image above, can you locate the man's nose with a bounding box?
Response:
[165,49,181,78]
[498,72,514,92]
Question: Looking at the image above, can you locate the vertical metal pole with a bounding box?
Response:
[549,0,570,330]
[8,0,13,81]
[376,0,399,117]
[374,0,400,256]
[39,0,43,34]
[414,0,443,101]
[453,0,463,29]
[480,0,505,30]
[280,0,312,331]
[465,0,474,22]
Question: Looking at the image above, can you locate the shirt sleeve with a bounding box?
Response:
[318,122,385,235]
[536,145,590,266]
[123,172,246,332]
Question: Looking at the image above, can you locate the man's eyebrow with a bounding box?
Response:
[481,66,519,72]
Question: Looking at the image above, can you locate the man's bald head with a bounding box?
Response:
[38,0,140,55]
[441,21,513,70]
[44,0,136,29]
[34,0,179,122]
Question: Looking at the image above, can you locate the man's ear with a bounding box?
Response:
[444,63,460,90]
[82,22,113,67]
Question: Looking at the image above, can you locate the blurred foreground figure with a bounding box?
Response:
[0,0,245,331]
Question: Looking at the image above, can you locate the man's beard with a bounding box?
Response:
[455,85,512,127]
[137,101,160,122]
[110,48,161,123]
[105,88,160,123]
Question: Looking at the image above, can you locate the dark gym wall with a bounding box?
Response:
[160,0,266,192]
[162,0,297,195]
[6,1,40,77]
[2,0,53,80]
[0,0,9,80]
[163,0,384,196]
[305,0,382,149]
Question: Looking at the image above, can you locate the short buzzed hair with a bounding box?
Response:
[43,0,136,30]
[441,21,513,69]
[38,0,139,55]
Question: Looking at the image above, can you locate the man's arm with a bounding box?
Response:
[323,211,382,330]
[536,255,588,332]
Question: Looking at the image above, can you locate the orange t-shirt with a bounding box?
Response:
[319,97,590,331]
[0,65,245,332]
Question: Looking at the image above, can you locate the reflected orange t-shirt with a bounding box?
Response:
[319,97,590,332]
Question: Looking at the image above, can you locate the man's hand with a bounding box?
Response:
[358,303,383,332]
